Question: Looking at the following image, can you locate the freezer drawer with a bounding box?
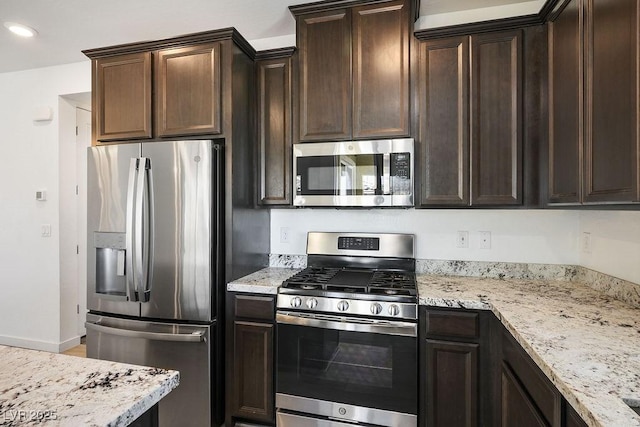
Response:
[86,314,214,427]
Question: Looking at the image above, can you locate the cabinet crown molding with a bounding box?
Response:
[290,0,419,20]
[83,27,256,60]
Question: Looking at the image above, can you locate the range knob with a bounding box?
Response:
[388,304,400,316]
[306,298,318,309]
[290,297,302,308]
[337,300,350,312]
[370,303,383,315]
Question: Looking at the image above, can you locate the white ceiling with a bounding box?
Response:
[0,0,541,74]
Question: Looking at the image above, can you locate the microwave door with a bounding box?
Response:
[87,143,142,317]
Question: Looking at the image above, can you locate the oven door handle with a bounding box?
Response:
[276,312,417,337]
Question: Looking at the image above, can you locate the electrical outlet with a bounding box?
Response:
[456,231,469,248]
[479,231,491,249]
[582,232,592,253]
[280,227,290,243]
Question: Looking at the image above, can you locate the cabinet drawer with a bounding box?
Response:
[425,309,479,339]
[234,295,275,320]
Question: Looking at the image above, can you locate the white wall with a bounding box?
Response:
[271,209,581,265]
[579,211,640,285]
[415,1,546,30]
[0,61,91,351]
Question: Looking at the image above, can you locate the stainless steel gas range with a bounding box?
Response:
[276,232,418,427]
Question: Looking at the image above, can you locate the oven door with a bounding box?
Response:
[276,312,417,425]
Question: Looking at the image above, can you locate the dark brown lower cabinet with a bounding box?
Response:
[423,339,478,426]
[420,308,588,427]
[501,361,548,427]
[420,307,495,427]
[226,293,275,426]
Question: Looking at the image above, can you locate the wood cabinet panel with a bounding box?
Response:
[425,309,478,339]
[352,0,410,138]
[423,339,479,427]
[94,52,152,141]
[417,37,470,206]
[298,10,352,141]
[155,43,221,137]
[502,331,561,426]
[501,362,548,427]
[548,0,583,204]
[564,401,588,427]
[257,54,292,205]
[470,30,523,205]
[584,0,639,202]
[234,294,275,320]
[230,321,274,423]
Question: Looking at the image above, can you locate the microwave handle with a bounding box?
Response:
[382,153,391,195]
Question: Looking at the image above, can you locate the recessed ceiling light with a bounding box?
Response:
[4,22,38,38]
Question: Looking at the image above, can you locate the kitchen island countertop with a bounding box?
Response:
[228,267,640,427]
[0,345,179,426]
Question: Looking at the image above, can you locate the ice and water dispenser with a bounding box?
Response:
[94,232,127,298]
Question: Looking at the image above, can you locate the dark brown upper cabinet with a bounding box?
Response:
[291,0,414,142]
[256,48,295,206]
[416,30,523,207]
[155,43,221,138]
[84,29,256,145]
[471,31,523,206]
[417,37,470,206]
[93,52,152,142]
[549,0,639,205]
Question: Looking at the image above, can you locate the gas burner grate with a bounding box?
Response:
[282,267,417,297]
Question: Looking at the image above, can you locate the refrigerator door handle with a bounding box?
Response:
[125,158,139,302]
[142,157,154,302]
[136,157,152,302]
[85,321,206,343]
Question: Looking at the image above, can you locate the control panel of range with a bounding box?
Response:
[277,294,417,321]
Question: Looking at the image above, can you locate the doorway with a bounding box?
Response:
[58,92,91,349]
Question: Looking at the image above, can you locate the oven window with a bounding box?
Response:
[300,340,393,389]
[277,323,417,415]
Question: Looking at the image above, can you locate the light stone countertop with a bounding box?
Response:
[418,275,640,427]
[227,267,302,294]
[0,345,179,426]
[229,267,640,426]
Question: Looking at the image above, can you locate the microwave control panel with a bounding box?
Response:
[390,153,411,195]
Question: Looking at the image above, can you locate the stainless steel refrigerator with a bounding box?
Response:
[85,139,249,426]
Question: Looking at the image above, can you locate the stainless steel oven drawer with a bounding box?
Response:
[277,411,357,427]
[277,410,416,427]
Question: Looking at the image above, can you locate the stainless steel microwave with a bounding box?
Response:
[293,139,414,207]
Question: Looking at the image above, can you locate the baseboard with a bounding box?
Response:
[58,336,82,353]
[0,335,82,353]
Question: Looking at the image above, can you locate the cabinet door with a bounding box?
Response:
[470,31,523,205]
[155,43,221,137]
[584,0,639,203]
[417,37,469,206]
[501,362,548,427]
[423,339,478,427]
[257,55,292,205]
[352,0,410,138]
[297,9,352,141]
[231,321,274,423]
[94,52,152,141]
[548,0,583,204]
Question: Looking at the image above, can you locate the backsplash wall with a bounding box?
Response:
[271,209,640,286]
[270,209,580,264]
